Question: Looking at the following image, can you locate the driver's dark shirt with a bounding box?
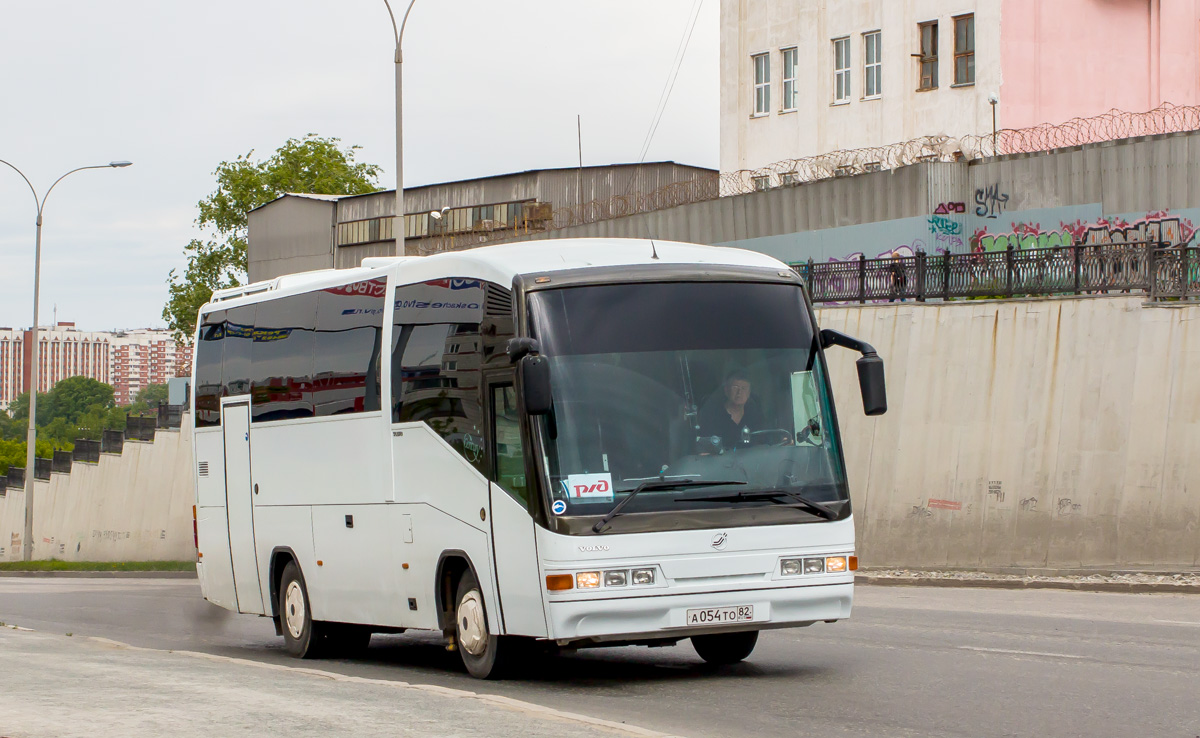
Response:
[698,400,766,448]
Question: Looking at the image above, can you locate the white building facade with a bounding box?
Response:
[720,0,1000,175]
[108,329,192,405]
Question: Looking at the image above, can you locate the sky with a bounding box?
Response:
[0,0,719,332]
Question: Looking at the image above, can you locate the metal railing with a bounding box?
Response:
[797,242,1199,304]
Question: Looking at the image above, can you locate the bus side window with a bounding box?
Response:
[194,312,225,428]
[251,292,316,422]
[314,278,386,416]
[223,305,256,399]
[491,385,528,506]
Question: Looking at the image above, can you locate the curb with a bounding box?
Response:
[0,570,197,579]
[856,575,1200,594]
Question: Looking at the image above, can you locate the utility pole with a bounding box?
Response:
[384,0,418,256]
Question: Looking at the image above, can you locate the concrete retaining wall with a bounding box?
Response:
[818,296,1200,570]
[0,423,194,562]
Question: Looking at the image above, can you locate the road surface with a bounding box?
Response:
[1,578,1196,737]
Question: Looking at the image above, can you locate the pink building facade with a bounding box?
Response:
[1000,0,1200,130]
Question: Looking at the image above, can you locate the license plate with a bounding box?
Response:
[686,605,754,625]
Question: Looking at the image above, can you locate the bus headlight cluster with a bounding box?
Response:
[546,568,657,591]
[780,555,856,576]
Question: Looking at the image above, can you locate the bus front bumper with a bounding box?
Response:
[544,581,853,644]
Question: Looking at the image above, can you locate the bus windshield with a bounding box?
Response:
[527,280,849,528]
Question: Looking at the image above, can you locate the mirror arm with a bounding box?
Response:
[820,328,878,358]
[507,337,541,363]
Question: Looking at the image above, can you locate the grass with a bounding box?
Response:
[0,560,194,572]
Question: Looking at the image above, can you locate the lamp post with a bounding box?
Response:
[383,0,417,257]
[0,158,132,561]
[988,94,1000,156]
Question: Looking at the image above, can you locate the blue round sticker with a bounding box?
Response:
[551,500,567,515]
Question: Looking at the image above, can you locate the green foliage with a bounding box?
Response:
[0,377,130,472]
[134,383,169,407]
[0,437,59,476]
[163,134,382,343]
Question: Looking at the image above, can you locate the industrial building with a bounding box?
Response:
[246,162,716,282]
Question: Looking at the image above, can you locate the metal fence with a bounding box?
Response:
[73,439,101,464]
[798,242,1200,304]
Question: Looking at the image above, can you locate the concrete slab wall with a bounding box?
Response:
[0,423,195,562]
[818,296,1200,570]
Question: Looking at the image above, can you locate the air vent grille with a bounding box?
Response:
[198,461,209,477]
[485,284,513,317]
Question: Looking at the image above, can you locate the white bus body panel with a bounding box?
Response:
[195,425,238,610]
[536,517,855,641]
[489,484,549,637]
[222,401,265,614]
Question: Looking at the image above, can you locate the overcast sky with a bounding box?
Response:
[0,0,718,332]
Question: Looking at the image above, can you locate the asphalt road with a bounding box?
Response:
[1,578,1197,738]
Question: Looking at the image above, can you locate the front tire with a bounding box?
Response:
[279,561,328,659]
[454,570,513,679]
[692,630,759,665]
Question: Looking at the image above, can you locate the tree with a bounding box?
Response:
[8,377,115,428]
[134,383,169,407]
[163,134,382,342]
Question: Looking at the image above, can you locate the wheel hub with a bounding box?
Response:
[284,580,306,639]
[456,589,487,656]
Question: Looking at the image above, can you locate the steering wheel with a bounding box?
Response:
[748,428,792,447]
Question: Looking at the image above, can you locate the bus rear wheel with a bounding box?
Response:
[692,630,759,665]
[279,561,329,659]
[454,570,513,679]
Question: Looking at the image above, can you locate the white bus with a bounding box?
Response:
[191,238,886,678]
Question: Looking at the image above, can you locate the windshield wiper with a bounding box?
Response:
[674,489,840,520]
[592,480,746,533]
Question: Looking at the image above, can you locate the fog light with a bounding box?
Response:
[631,568,655,585]
[781,558,803,576]
[576,571,601,588]
[803,557,825,574]
[604,570,627,587]
[826,556,847,573]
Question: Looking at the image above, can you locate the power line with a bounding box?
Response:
[636,0,705,164]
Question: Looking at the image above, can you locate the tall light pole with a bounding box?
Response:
[0,158,132,561]
[384,0,417,257]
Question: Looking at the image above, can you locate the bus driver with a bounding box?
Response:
[698,370,765,451]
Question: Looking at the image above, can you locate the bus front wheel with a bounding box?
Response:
[692,630,759,665]
[454,570,512,679]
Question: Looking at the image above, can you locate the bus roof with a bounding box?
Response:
[207,238,788,309]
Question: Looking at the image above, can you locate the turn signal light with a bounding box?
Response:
[849,556,858,571]
[546,574,574,591]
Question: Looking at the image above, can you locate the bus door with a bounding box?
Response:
[486,379,548,637]
[221,400,264,614]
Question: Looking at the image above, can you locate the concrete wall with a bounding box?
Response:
[818,296,1200,570]
[0,423,195,562]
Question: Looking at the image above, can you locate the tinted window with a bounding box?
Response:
[251,293,317,422]
[313,278,386,416]
[391,279,487,472]
[223,305,256,398]
[194,312,224,428]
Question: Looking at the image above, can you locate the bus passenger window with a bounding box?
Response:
[194,312,225,428]
[251,293,316,421]
[491,385,528,505]
[313,278,386,416]
[222,305,256,398]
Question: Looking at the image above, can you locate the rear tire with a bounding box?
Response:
[692,630,759,665]
[454,569,513,679]
[279,561,329,659]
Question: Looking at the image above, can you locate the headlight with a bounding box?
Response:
[631,568,655,585]
[803,557,825,574]
[576,571,601,588]
[781,558,803,576]
[604,570,628,587]
[825,556,847,573]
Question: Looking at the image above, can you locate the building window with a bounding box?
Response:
[781,47,798,111]
[752,53,771,115]
[781,171,799,187]
[863,31,881,98]
[918,21,938,90]
[954,14,975,85]
[752,175,771,191]
[833,37,851,103]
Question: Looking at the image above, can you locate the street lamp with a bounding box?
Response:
[988,94,1000,156]
[383,0,417,258]
[429,206,450,253]
[0,158,132,562]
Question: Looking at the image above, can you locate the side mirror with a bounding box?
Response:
[520,355,552,415]
[820,328,888,416]
[855,353,887,416]
[507,337,540,363]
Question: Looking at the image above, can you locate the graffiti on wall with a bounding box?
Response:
[934,202,966,215]
[973,211,1197,252]
[975,184,1011,219]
